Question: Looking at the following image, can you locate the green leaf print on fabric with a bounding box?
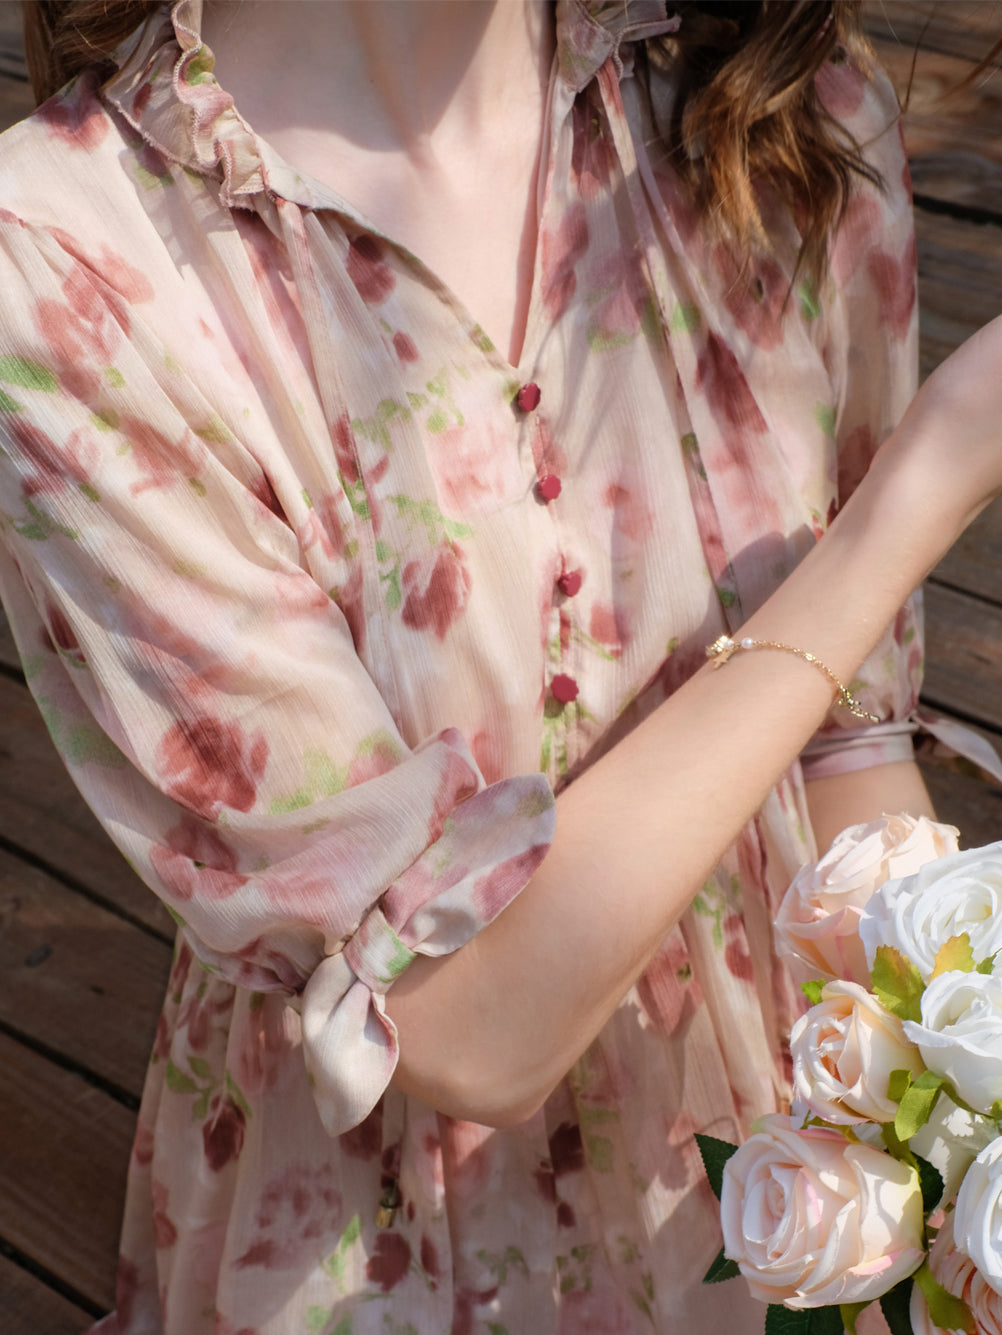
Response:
[91,408,119,433]
[0,388,23,413]
[556,1243,597,1296]
[13,498,78,542]
[322,1213,363,1294]
[798,280,822,322]
[351,398,411,451]
[679,432,707,481]
[389,494,473,547]
[194,415,234,445]
[104,367,126,389]
[270,747,348,815]
[475,1245,529,1286]
[305,1309,352,1335]
[670,302,701,333]
[814,402,837,438]
[0,356,58,393]
[692,872,741,950]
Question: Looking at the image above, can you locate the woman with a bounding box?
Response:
[1,1,999,1331]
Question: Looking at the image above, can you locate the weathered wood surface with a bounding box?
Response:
[0,1,1001,1327]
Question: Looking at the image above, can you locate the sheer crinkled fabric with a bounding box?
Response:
[0,1,956,1330]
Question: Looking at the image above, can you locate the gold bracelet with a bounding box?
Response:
[705,634,880,723]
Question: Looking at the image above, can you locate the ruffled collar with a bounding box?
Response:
[103,0,680,209]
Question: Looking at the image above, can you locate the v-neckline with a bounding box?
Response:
[252,57,564,382]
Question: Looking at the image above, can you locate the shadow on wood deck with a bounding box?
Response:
[0,1,1001,1329]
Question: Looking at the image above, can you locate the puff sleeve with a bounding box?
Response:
[0,211,555,1134]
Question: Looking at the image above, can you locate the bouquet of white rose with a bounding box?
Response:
[698,815,1002,1335]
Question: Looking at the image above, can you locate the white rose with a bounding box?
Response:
[721,1113,924,1308]
[776,815,958,983]
[902,972,1002,1116]
[910,1211,1002,1334]
[954,1136,1002,1298]
[790,981,923,1124]
[909,1092,998,1207]
[859,840,1002,980]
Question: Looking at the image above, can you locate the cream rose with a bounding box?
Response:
[720,1113,924,1308]
[954,1136,1002,1298]
[910,1211,1002,1335]
[902,972,1002,1116]
[909,1092,998,1207]
[790,981,924,1125]
[776,815,958,983]
[859,840,1002,980]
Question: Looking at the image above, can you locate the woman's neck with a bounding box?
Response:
[200,1,554,165]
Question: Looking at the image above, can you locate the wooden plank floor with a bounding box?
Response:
[1,2,1001,1327]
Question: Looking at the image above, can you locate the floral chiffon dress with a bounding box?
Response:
[0,2,964,1331]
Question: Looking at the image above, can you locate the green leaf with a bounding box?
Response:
[887,1068,913,1104]
[914,1151,945,1215]
[914,1260,975,1333]
[801,979,825,1006]
[930,933,975,980]
[0,356,58,392]
[694,1133,739,1202]
[764,1304,811,1335]
[872,945,925,1023]
[989,1098,1002,1124]
[840,1301,872,1335]
[187,1055,213,1079]
[0,387,23,412]
[880,1278,915,1335]
[702,1246,740,1284]
[895,1070,945,1141]
[165,1058,198,1094]
[977,951,998,975]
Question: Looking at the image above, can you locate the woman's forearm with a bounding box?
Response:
[805,760,936,857]
[386,378,991,1127]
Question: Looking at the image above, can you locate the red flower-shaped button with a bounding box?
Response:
[557,569,582,597]
[551,673,579,704]
[516,382,541,412]
[537,474,562,502]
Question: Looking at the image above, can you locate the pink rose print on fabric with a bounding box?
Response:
[471,843,550,919]
[152,1179,178,1249]
[588,246,652,349]
[347,234,396,305]
[401,542,472,639]
[830,194,883,286]
[202,1093,247,1172]
[723,912,755,983]
[35,271,122,402]
[636,931,703,1034]
[118,414,206,496]
[365,1231,413,1292]
[340,1101,382,1161]
[868,234,917,338]
[236,1162,343,1269]
[111,1255,141,1332]
[540,204,589,319]
[429,421,512,516]
[14,421,100,500]
[557,1279,635,1334]
[589,602,627,659]
[42,599,87,667]
[392,331,419,363]
[156,714,268,819]
[36,71,109,151]
[604,481,653,544]
[48,228,155,307]
[571,93,616,200]
[814,53,867,121]
[150,815,248,903]
[696,332,768,436]
[300,491,348,562]
[331,413,361,487]
[176,973,236,1052]
[714,247,787,350]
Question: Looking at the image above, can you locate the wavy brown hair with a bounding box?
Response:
[24,0,877,282]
